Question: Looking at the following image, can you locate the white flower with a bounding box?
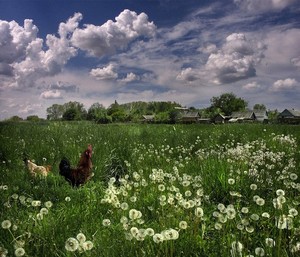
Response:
[145,228,155,236]
[65,197,71,202]
[76,233,86,243]
[153,233,164,243]
[262,212,270,218]
[255,247,265,256]
[82,241,93,251]
[228,178,235,185]
[40,208,48,215]
[214,223,222,230]
[231,241,243,253]
[289,208,298,217]
[45,201,53,208]
[129,209,142,220]
[256,198,265,206]
[102,219,111,226]
[250,184,257,190]
[65,238,79,252]
[130,227,139,237]
[1,220,11,229]
[241,207,249,214]
[120,202,129,210]
[265,238,275,247]
[276,189,285,196]
[195,207,204,217]
[14,247,25,257]
[179,221,188,230]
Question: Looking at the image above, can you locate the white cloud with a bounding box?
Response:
[18,103,42,114]
[243,81,261,90]
[176,68,199,83]
[119,72,140,83]
[198,43,217,54]
[271,78,298,91]
[40,90,62,99]
[71,9,156,57]
[205,33,265,84]
[234,0,296,12]
[90,64,118,80]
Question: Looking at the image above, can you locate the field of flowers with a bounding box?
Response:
[0,121,300,257]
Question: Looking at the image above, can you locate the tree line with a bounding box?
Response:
[5,93,279,123]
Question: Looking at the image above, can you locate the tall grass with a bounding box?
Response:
[0,122,299,256]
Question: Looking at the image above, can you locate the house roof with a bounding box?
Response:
[231,111,255,119]
[182,111,200,118]
[287,109,300,117]
[142,115,155,120]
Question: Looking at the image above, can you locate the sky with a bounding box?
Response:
[0,0,300,119]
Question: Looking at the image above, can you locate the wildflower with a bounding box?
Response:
[237,223,244,230]
[226,207,236,220]
[214,223,222,230]
[36,213,43,220]
[195,207,204,217]
[129,209,142,220]
[276,215,293,229]
[65,238,79,252]
[153,233,164,243]
[145,228,155,236]
[250,214,259,221]
[255,247,265,256]
[228,178,235,185]
[276,189,285,196]
[250,184,257,190]
[262,212,270,218]
[162,229,179,240]
[217,203,226,212]
[1,220,11,229]
[82,241,93,251]
[130,196,137,202]
[231,241,243,253]
[44,201,53,208]
[14,248,25,257]
[290,173,298,180]
[102,219,111,226]
[40,208,48,215]
[241,207,249,214]
[246,226,254,233]
[130,227,139,237]
[65,197,71,202]
[31,200,41,207]
[179,221,188,230]
[158,184,165,191]
[289,208,298,217]
[11,194,19,200]
[265,238,275,247]
[256,198,265,206]
[76,233,86,243]
[120,202,129,210]
[120,216,128,224]
[185,190,192,197]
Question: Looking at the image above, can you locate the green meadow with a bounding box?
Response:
[0,122,300,257]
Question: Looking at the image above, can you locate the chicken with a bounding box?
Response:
[24,159,51,177]
[59,144,93,187]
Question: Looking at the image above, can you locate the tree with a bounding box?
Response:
[87,103,106,121]
[46,104,64,120]
[62,101,87,121]
[7,116,23,122]
[210,93,247,116]
[253,104,266,111]
[26,115,41,122]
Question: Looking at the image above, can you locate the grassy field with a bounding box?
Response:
[0,121,300,257]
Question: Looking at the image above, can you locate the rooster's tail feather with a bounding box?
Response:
[59,158,71,177]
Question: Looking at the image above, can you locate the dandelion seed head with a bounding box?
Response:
[14,247,25,257]
[1,220,11,229]
[65,238,79,252]
[76,233,86,243]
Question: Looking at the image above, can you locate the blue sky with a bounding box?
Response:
[0,0,299,119]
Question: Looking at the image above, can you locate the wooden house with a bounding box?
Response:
[278,109,300,124]
[254,110,268,123]
[230,111,256,123]
[142,115,155,123]
[181,111,200,123]
[214,114,231,124]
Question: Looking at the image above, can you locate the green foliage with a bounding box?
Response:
[1,122,300,257]
[210,92,248,115]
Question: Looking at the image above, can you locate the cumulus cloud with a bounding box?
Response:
[176,68,199,83]
[198,43,217,54]
[71,9,156,57]
[119,72,140,83]
[271,78,298,91]
[205,33,266,84]
[234,0,296,12]
[40,90,62,99]
[0,13,82,89]
[90,64,118,80]
[243,81,261,90]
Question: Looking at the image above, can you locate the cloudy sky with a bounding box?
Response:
[0,0,299,119]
